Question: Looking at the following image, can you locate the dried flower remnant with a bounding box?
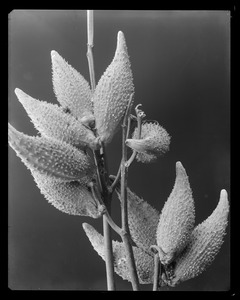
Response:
[156,161,195,266]
[126,122,170,163]
[93,31,134,144]
[82,223,154,284]
[167,189,229,287]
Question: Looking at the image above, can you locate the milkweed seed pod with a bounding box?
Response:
[126,122,170,163]
[93,31,134,144]
[8,124,95,183]
[14,88,100,150]
[116,188,159,253]
[82,223,154,284]
[51,50,94,121]
[156,161,195,266]
[168,189,229,287]
[31,171,102,218]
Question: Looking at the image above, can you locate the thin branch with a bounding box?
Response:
[150,245,163,291]
[109,165,121,194]
[120,94,140,291]
[86,10,115,291]
[153,252,160,291]
[126,104,144,167]
[87,10,96,90]
[89,182,122,236]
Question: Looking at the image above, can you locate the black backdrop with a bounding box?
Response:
[8,10,230,290]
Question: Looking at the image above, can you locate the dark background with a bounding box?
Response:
[8,10,230,290]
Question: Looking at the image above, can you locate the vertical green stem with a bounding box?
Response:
[86,10,96,90]
[120,95,140,291]
[86,10,115,291]
[103,208,115,290]
[153,253,160,291]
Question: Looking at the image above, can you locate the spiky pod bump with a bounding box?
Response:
[31,171,102,218]
[156,161,195,265]
[8,124,95,183]
[116,188,159,253]
[51,50,94,120]
[14,88,100,150]
[126,122,170,163]
[82,223,154,284]
[169,189,229,286]
[93,31,134,144]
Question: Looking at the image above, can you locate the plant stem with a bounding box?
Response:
[126,104,144,167]
[150,245,163,291]
[120,94,140,291]
[153,253,160,291]
[86,10,115,290]
[109,164,121,194]
[87,10,96,90]
[103,209,115,290]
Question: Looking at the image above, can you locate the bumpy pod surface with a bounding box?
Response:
[31,171,102,218]
[126,122,170,163]
[93,31,134,144]
[15,88,100,150]
[8,124,95,183]
[82,223,154,284]
[156,161,195,265]
[51,50,93,120]
[117,188,159,253]
[169,189,229,286]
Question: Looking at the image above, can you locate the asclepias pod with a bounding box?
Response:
[51,49,94,121]
[156,161,195,266]
[8,124,102,218]
[126,122,170,163]
[167,189,229,287]
[14,88,100,150]
[8,124,95,183]
[93,31,134,144]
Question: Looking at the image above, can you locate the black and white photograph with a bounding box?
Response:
[8,10,230,291]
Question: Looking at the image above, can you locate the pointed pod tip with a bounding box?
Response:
[51,50,62,63]
[117,30,124,39]
[14,87,20,95]
[219,189,229,212]
[220,189,228,199]
[51,50,58,57]
[176,161,183,168]
[175,161,187,177]
[117,30,127,52]
[14,87,26,99]
[82,222,89,231]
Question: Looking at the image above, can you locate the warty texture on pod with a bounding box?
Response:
[156,161,195,266]
[93,31,134,144]
[126,122,170,163]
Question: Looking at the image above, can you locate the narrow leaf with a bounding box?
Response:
[82,223,154,284]
[116,188,159,253]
